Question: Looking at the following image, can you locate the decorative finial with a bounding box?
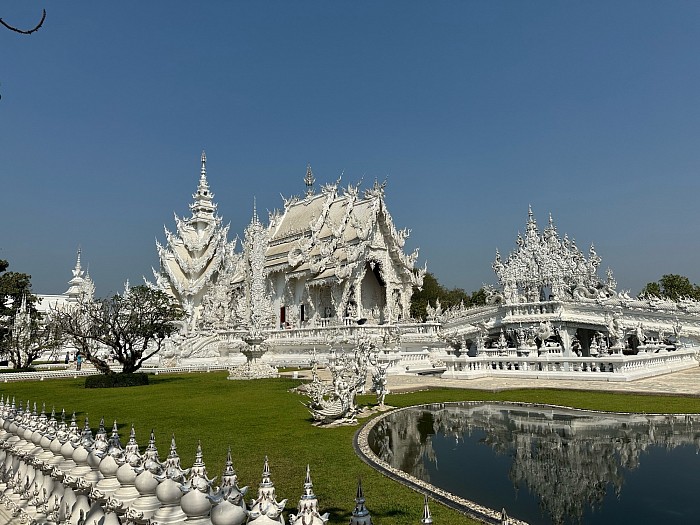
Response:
[201,150,207,178]
[193,440,204,466]
[421,494,433,524]
[261,455,272,486]
[224,446,234,473]
[169,433,177,456]
[302,464,314,498]
[252,197,259,224]
[350,477,371,521]
[304,164,315,197]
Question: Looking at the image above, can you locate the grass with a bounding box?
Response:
[2,373,700,524]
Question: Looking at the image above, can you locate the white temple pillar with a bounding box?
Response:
[558,325,577,358]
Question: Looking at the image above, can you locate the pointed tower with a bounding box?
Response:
[349,478,373,525]
[420,494,433,525]
[248,456,286,523]
[243,200,271,334]
[154,151,232,327]
[65,248,95,302]
[304,164,315,197]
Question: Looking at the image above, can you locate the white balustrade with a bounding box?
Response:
[443,347,698,381]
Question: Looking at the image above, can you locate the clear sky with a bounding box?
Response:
[2,1,699,297]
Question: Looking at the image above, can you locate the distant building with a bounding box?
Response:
[36,248,94,316]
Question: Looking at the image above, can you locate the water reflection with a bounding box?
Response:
[368,403,700,524]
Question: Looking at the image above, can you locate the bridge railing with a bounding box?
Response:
[442,347,698,381]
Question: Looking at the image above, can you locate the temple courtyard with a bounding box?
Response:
[0,366,698,525]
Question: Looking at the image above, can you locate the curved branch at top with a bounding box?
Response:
[0,9,46,35]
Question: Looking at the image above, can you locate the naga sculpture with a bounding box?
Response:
[304,337,382,424]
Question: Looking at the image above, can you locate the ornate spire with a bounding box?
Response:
[183,440,214,493]
[65,246,94,300]
[190,150,217,222]
[73,247,83,278]
[302,464,313,499]
[108,420,123,453]
[81,414,94,447]
[305,164,315,197]
[124,424,140,460]
[349,478,373,524]
[141,429,161,471]
[157,434,188,482]
[420,494,433,524]
[252,197,259,225]
[289,464,329,524]
[261,455,272,487]
[249,456,286,523]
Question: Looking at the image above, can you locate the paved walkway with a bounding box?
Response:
[287,365,700,396]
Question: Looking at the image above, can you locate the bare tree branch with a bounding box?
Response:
[0,9,46,35]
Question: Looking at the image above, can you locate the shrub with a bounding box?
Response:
[84,373,150,388]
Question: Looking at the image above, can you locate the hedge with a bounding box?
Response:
[84,372,150,388]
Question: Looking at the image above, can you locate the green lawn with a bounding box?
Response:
[2,373,699,524]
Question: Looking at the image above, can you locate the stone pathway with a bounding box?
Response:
[285,365,700,396]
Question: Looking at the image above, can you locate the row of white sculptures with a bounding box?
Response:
[0,397,436,525]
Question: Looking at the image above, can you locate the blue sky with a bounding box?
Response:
[1,1,699,297]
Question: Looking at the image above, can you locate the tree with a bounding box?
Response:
[4,296,61,369]
[52,285,184,374]
[0,259,44,366]
[410,272,487,321]
[0,9,45,34]
[0,259,36,316]
[640,274,700,301]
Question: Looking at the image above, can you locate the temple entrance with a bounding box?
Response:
[361,262,386,323]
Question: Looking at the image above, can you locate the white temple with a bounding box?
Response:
[152,153,432,369]
[147,156,700,380]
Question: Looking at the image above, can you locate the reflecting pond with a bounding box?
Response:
[367,403,700,524]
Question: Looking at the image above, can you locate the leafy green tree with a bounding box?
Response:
[52,285,184,374]
[410,272,486,321]
[640,274,700,301]
[0,259,36,315]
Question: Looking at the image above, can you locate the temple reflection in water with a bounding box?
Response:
[368,403,700,524]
